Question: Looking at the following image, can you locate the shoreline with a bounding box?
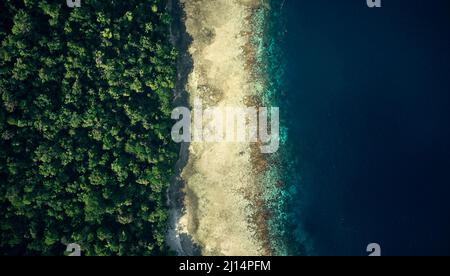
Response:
[166,0,200,256]
[168,0,273,256]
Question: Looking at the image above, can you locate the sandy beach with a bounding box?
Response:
[169,0,268,256]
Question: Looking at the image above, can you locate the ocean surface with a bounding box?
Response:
[275,0,450,255]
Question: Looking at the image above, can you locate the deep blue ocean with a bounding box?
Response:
[280,0,450,255]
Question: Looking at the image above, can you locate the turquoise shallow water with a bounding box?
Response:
[253,0,313,255]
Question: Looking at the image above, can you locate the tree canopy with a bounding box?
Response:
[0,0,178,255]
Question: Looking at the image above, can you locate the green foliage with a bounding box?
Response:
[0,0,177,256]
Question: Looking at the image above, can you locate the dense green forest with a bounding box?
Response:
[0,0,178,255]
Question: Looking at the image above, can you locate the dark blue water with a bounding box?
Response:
[281,0,450,255]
